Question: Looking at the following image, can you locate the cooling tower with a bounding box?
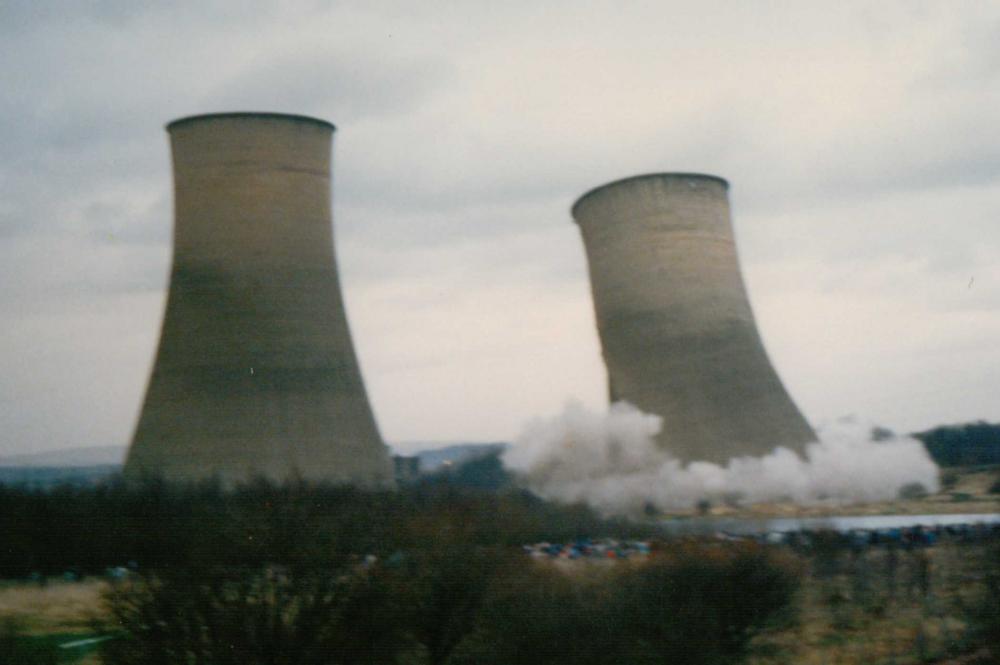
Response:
[125,112,392,486]
[572,173,815,464]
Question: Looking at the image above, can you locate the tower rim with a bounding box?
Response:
[166,112,336,133]
[571,172,729,220]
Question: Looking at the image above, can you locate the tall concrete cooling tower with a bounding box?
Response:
[125,112,393,486]
[572,173,815,464]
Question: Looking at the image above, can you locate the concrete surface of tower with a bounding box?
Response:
[572,173,815,464]
[125,112,393,486]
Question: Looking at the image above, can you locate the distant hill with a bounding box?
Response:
[0,465,121,488]
[0,446,125,487]
[0,442,506,486]
[0,445,126,468]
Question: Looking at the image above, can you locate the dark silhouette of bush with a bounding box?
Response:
[99,538,799,665]
[452,543,799,665]
[101,564,410,665]
[448,563,629,665]
[618,542,801,664]
[398,544,518,665]
[897,482,929,500]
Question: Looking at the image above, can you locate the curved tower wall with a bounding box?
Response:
[125,112,392,486]
[572,173,815,464]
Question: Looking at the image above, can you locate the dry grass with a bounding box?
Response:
[0,578,106,635]
[749,542,993,664]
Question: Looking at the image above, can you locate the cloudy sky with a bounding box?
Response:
[2,1,999,455]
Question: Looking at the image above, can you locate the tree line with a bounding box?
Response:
[0,478,638,579]
[912,421,1000,467]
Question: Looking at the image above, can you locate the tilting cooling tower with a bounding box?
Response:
[572,173,815,464]
[125,112,392,486]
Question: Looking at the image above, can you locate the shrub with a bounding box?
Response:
[897,482,929,500]
[100,565,410,665]
[454,541,800,665]
[451,564,628,665]
[101,539,800,665]
[618,542,801,664]
[400,544,517,665]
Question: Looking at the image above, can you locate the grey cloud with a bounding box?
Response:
[0,1,142,33]
[0,1,299,36]
[338,221,587,291]
[83,196,171,247]
[0,235,168,314]
[210,49,453,124]
[735,180,1000,277]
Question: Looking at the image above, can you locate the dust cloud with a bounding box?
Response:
[503,402,940,516]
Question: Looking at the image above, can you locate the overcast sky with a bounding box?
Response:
[2,1,999,455]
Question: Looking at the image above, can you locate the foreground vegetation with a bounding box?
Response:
[95,541,797,665]
[754,538,999,664]
[0,477,998,663]
[0,479,797,664]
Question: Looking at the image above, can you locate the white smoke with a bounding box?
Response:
[503,401,940,516]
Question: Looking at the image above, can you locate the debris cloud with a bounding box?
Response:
[504,402,940,516]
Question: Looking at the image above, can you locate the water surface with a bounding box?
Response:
[661,513,1000,536]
